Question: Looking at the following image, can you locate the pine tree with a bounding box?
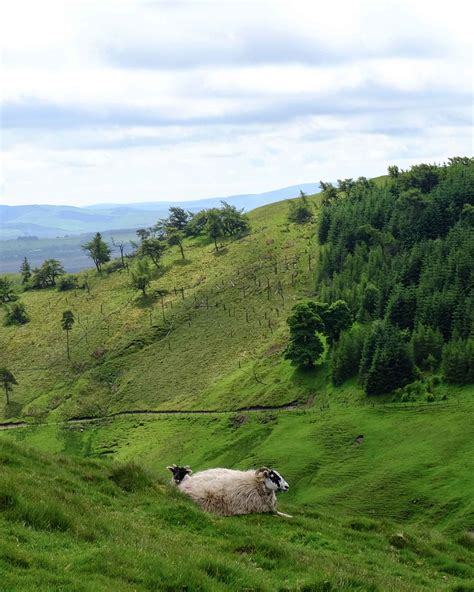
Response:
[20,257,32,284]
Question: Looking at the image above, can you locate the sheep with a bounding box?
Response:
[167,464,193,485]
[167,465,292,518]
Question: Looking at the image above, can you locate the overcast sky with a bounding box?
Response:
[1,0,472,206]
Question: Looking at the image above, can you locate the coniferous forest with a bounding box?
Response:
[317,158,474,394]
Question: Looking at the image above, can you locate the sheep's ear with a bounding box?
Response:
[166,465,176,472]
[256,467,270,478]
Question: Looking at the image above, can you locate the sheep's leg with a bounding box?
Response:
[275,511,293,518]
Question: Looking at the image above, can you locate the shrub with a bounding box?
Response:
[4,302,30,326]
[57,274,79,291]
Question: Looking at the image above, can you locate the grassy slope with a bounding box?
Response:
[1,186,474,591]
[1,437,473,592]
[0,196,319,421]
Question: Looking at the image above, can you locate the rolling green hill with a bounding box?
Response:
[1,175,473,591]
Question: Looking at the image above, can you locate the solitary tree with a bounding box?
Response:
[0,368,17,405]
[20,257,32,284]
[82,233,111,272]
[284,301,325,368]
[167,228,186,259]
[61,310,75,360]
[31,259,65,288]
[206,209,224,250]
[139,238,167,269]
[130,259,152,297]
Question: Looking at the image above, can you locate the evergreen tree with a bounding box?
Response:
[362,323,414,395]
[442,339,474,384]
[331,325,367,386]
[82,233,111,272]
[20,257,31,284]
[411,324,443,370]
[284,301,325,368]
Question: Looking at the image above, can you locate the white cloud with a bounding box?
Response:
[0,0,472,206]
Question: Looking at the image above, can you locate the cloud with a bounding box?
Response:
[0,0,472,206]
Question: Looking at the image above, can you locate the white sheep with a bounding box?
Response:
[167,465,292,517]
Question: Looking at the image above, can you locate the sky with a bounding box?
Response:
[1,0,472,206]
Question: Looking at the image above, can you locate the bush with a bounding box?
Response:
[57,274,79,291]
[4,302,30,326]
[288,192,313,224]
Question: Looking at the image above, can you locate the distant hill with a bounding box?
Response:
[0,183,320,240]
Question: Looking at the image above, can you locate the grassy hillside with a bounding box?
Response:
[1,184,473,591]
[1,435,473,592]
[0,195,320,422]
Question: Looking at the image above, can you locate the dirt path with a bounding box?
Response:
[0,399,306,431]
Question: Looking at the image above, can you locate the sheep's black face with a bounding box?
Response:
[265,469,289,492]
[167,465,192,484]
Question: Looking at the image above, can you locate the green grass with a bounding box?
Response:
[1,191,473,591]
[0,195,320,421]
[1,437,473,591]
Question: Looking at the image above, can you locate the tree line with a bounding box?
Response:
[285,158,473,395]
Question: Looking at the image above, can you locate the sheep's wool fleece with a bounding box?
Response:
[179,468,276,516]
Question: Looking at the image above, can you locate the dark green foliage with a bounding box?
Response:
[285,301,325,367]
[331,325,367,386]
[0,276,17,303]
[316,159,473,390]
[359,283,380,320]
[288,191,313,224]
[360,321,414,395]
[323,300,352,344]
[4,302,30,326]
[411,325,443,370]
[31,259,65,288]
[57,274,79,291]
[385,286,417,330]
[442,339,474,384]
[0,367,17,404]
[318,209,331,244]
[20,257,31,284]
[82,232,111,272]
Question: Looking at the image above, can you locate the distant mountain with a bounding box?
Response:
[0,183,320,240]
